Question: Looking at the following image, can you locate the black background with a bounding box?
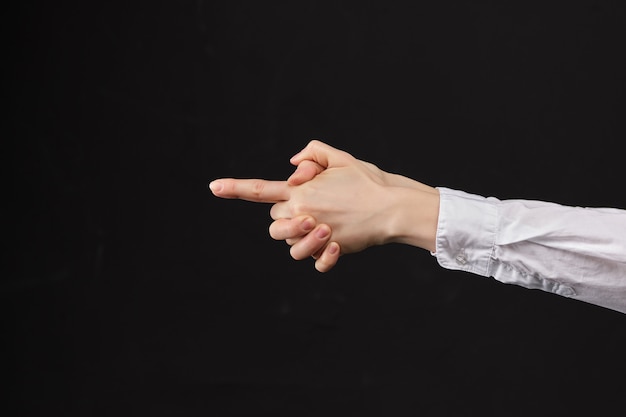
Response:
[7,1,626,416]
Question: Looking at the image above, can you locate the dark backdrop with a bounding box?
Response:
[7,1,626,416]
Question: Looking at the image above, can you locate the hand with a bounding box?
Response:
[279,141,441,269]
[210,140,440,271]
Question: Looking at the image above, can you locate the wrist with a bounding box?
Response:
[385,186,440,252]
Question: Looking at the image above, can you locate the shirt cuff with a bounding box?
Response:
[432,187,499,277]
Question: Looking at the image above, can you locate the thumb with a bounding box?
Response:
[287,160,325,186]
[289,139,353,169]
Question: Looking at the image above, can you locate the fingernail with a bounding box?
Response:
[316,226,329,239]
[329,243,338,255]
[302,218,314,231]
[209,181,223,193]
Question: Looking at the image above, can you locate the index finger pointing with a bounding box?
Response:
[209,178,290,203]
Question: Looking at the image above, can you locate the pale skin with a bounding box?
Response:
[209,140,441,272]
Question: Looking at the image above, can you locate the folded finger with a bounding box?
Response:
[287,160,325,186]
[270,201,295,220]
[269,215,315,241]
[315,242,341,273]
[289,224,331,261]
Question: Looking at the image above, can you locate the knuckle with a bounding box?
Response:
[291,202,309,217]
[268,222,279,240]
[270,219,300,241]
[251,180,265,198]
[315,259,330,273]
[269,204,279,220]
[289,246,304,261]
[270,202,292,220]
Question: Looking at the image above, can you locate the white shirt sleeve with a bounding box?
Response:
[433,187,626,314]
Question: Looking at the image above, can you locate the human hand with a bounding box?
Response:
[210,140,440,271]
[275,140,440,269]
